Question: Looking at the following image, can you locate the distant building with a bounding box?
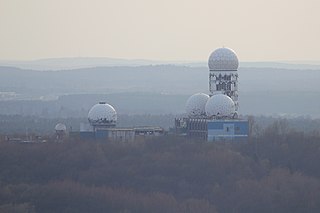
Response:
[207,120,248,142]
[175,47,249,142]
[79,126,165,142]
[55,123,67,140]
[175,118,249,142]
[73,47,248,143]
[88,102,117,131]
[95,128,135,142]
[78,101,164,142]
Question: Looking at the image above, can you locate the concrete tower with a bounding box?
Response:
[208,47,239,111]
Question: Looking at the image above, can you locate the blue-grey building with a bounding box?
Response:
[175,118,249,142]
[207,120,249,142]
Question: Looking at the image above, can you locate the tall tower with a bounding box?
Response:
[208,47,239,111]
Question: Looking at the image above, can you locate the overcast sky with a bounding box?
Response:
[1,0,319,61]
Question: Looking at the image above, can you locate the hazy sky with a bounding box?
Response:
[1,0,320,61]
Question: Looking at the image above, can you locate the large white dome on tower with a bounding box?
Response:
[208,47,239,71]
[185,93,210,118]
[205,94,235,118]
[88,102,117,125]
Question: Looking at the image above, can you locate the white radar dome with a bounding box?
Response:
[88,102,117,125]
[185,93,210,118]
[205,94,236,118]
[208,47,239,71]
[55,123,67,131]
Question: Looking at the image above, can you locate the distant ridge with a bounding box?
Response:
[0,65,320,116]
[0,57,320,71]
[0,57,165,71]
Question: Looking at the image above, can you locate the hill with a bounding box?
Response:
[0,65,320,117]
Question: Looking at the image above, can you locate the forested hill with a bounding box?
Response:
[1,65,320,97]
[0,65,207,95]
[1,128,320,212]
[0,65,320,116]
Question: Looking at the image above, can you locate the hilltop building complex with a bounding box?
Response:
[175,47,249,141]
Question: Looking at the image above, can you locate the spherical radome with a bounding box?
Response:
[88,102,117,125]
[186,93,210,118]
[208,47,239,71]
[205,94,235,118]
[55,123,67,131]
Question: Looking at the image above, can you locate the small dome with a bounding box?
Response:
[185,93,210,118]
[208,47,239,71]
[205,94,235,118]
[55,123,67,131]
[88,102,117,125]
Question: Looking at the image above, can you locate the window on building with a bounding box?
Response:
[227,83,231,90]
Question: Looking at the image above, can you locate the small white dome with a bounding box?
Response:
[205,94,235,118]
[88,102,117,125]
[55,123,67,131]
[208,47,239,71]
[185,93,210,118]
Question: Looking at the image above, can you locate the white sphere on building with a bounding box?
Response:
[88,102,117,125]
[185,93,210,118]
[55,123,67,132]
[205,94,236,118]
[208,47,239,71]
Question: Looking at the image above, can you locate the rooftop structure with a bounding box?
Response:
[205,94,236,119]
[185,93,210,118]
[82,102,164,142]
[55,123,67,141]
[88,102,117,130]
[55,123,67,132]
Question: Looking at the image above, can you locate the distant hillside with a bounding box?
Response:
[0,65,208,98]
[0,65,319,98]
[0,65,320,117]
[0,58,166,71]
[1,57,320,70]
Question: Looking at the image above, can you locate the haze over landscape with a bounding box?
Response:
[1,0,320,212]
[1,0,320,62]
[1,0,320,119]
[0,60,320,118]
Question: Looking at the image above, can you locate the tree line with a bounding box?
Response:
[0,119,320,212]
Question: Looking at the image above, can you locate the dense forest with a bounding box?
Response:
[1,120,320,212]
